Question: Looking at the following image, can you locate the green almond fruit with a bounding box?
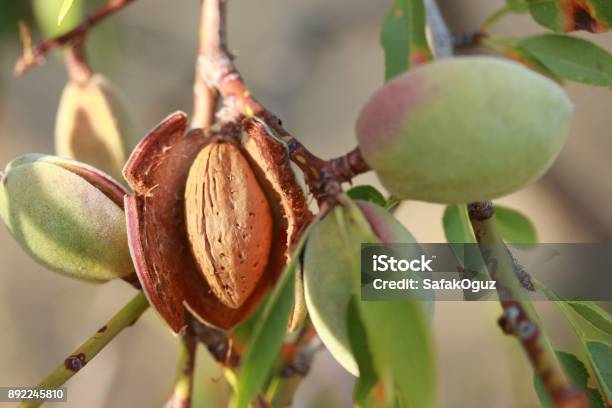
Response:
[0,154,132,282]
[32,0,83,37]
[55,74,137,182]
[356,56,573,204]
[304,199,430,376]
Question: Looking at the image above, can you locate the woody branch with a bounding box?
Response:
[195,0,370,202]
[14,0,138,76]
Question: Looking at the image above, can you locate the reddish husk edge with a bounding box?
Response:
[123,112,311,332]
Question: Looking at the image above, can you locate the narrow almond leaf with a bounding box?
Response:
[586,341,612,402]
[347,296,379,405]
[526,0,611,33]
[567,301,612,338]
[534,351,604,408]
[232,217,319,408]
[359,300,436,408]
[381,0,432,81]
[519,34,612,86]
[443,204,475,244]
[347,185,387,208]
[442,205,488,288]
[506,0,528,13]
[57,0,75,25]
[495,205,538,244]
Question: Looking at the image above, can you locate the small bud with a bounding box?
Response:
[0,154,132,282]
[55,74,136,181]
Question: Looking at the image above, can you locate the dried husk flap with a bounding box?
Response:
[123,112,311,332]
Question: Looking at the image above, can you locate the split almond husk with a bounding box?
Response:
[123,112,311,332]
[55,74,136,181]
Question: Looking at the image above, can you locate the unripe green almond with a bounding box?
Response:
[304,200,428,376]
[356,56,573,203]
[0,154,132,282]
[55,74,136,182]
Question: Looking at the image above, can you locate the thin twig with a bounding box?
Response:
[191,0,222,129]
[14,0,137,76]
[468,202,588,408]
[165,334,197,408]
[64,42,93,84]
[190,317,239,368]
[19,292,149,408]
[424,1,587,404]
[195,0,370,203]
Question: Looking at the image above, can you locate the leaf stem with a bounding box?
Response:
[14,0,138,76]
[19,292,149,408]
[164,334,197,408]
[480,5,514,32]
[467,202,588,408]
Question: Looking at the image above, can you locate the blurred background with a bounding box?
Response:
[0,0,610,406]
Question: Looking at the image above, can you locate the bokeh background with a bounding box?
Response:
[0,0,610,407]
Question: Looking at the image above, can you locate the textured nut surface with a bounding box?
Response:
[185,142,273,309]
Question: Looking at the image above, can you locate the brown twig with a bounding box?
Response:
[165,334,197,408]
[191,0,222,129]
[14,0,137,76]
[195,0,370,204]
[64,41,93,84]
[468,202,588,408]
[189,316,240,368]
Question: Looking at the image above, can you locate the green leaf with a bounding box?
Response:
[443,204,475,244]
[380,0,432,81]
[58,0,75,25]
[567,301,612,338]
[506,0,528,13]
[494,205,538,244]
[519,34,612,86]
[347,185,387,208]
[586,341,612,402]
[526,0,612,33]
[231,217,319,408]
[347,297,379,406]
[442,204,489,291]
[33,0,83,37]
[534,351,604,408]
[359,300,436,408]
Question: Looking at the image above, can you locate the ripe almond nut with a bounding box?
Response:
[185,142,273,309]
[123,113,311,332]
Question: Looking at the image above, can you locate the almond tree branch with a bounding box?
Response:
[468,202,587,408]
[20,292,149,408]
[14,0,137,76]
[191,0,222,129]
[195,0,370,203]
[165,334,197,408]
[424,0,586,404]
[190,317,240,368]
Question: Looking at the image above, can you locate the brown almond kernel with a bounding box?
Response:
[185,142,273,309]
